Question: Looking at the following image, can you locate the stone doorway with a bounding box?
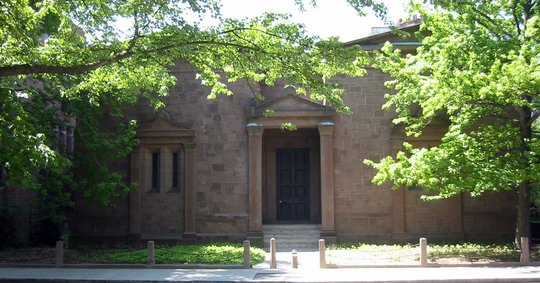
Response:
[262,128,321,224]
[246,94,337,244]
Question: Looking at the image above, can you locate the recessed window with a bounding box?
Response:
[172,152,179,191]
[151,151,160,192]
[170,146,184,193]
[146,146,186,193]
[53,125,74,154]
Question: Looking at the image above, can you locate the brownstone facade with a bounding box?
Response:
[70,27,517,245]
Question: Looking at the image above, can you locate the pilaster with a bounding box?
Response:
[390,140,407,242]
[183,143,197,240]
[129,149,142,243]
[318,122,336,240]
[449,193,464,239]
[392,187,407,242]
[247,122,264,244]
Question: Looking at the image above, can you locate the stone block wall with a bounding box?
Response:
[330,68,517,243]
[71,62,517,244]
[404,191,457,238]
[164,62,254,240]
[140,192,184,239]
[72,190,130,241]
[1,188,41,246]
[463,191,516,241]
[71,112,131,244]
[332,69,396,242]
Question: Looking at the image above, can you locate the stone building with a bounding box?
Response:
[70,23,516,247]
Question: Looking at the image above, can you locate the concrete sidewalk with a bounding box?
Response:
[2,266,540,282]
[2,251,540,282]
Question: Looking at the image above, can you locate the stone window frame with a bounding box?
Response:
[129,116,197,239]
[52,124,75,154]
[143,144,186,194]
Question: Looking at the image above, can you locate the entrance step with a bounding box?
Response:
[262,224,321,252]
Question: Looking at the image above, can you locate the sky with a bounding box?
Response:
[219,0,410,42]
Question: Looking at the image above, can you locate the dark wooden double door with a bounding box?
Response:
[276,149,310,221]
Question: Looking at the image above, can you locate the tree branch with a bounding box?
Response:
[0,50,134,77]
[527,110,540,127]
[468,100,508,108]
[512,0,522,35]
[0,40,262,77]
[129,9,140,51]
[469,6,513,38]
[220,26,294,43]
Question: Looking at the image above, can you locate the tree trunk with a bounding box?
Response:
[516,101,532,249]
[515,181,531,249]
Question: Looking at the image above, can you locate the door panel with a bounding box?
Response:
[276,149,310,221]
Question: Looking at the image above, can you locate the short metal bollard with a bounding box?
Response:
[291,249,298,269]
[147,241,155,265]
[521,237,530,265]
[270,238,277,269]
[55,241,63,268]
[419,238,428,267]
[243,240,251,269]
[319,239,326,268]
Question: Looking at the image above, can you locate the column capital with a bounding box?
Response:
[246,122,263,136]
[318,121,335,136]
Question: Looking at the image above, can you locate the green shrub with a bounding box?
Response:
[79,243,265,265]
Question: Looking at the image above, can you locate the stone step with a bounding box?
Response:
[263,228,320,238]
[263,230,321,235]
[263,236,319,241]
[263,230,320,234]
[264,242,319,251]
[263,224,321,230]
[266,237,319,242]
[263,236,319,242]
[262,224,321,251]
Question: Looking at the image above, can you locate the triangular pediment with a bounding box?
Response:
[248,94,335,118]
[137,115,195,139]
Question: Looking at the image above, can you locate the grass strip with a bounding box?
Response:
[327,243,521,262]
[75,243,265,265]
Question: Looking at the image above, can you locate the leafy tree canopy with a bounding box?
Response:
[365,0,539,241]
[0,0,385,206]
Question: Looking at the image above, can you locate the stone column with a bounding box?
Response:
[183,143,197,241]
[247,122,263,244]
[318,122,336,241]
[129,149,142,242]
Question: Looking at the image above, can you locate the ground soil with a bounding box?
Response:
[0,248,92,264]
